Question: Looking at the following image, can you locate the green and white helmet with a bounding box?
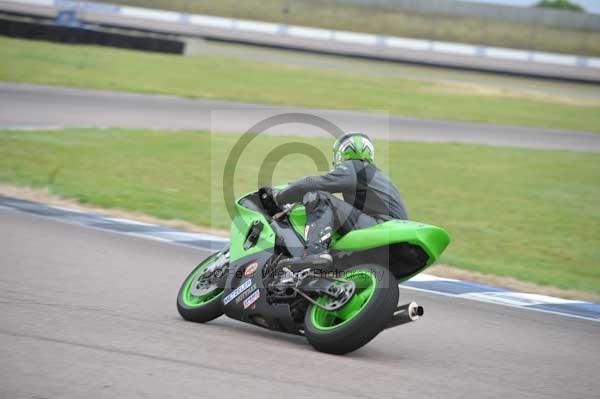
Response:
[332,132,375,167]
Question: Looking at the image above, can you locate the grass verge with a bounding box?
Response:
[1,128,599,296]
[107,0,600,57]
[1,37,600,132]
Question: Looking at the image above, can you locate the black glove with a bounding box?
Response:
[258,187,281,216]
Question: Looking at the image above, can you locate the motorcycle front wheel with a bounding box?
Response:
[304,264,399,355]
[177,247,228,323]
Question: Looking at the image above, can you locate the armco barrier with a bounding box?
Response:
[1,0,600,82]
[340,0,600,30]
[0,17,184,53]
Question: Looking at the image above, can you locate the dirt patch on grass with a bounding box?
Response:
[1,183,597,303]
[422,81,600,107]
[0,184,229,237]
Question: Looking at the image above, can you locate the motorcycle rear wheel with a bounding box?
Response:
[177,249,227,323]
[304,264,398,354]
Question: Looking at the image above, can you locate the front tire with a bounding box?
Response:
[304,264,399,355]
[177,249,228,323]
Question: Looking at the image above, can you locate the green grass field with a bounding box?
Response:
[2,37,600,132]
[106,0,600,56]
[1,128,599,295]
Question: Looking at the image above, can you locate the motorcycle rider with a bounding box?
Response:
[269,132,408,271]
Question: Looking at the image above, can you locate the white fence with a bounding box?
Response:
[341,0,600,30]
[3,0,600,77]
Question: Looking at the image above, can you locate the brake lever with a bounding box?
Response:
[272,203,293,220]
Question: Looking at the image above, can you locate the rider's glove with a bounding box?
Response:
[258,187,281,216]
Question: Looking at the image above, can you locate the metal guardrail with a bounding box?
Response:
[2,0,600,82]
[0,14,185,53]
[340,0,600,30]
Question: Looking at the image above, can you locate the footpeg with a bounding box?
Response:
[277,253,332,272]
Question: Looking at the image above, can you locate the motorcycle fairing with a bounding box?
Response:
[221,250,300,334]
[333,220,450,266]
[229,191,450,279]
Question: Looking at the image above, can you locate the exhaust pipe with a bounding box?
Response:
[386,302,424,329]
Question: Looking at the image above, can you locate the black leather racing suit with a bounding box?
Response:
[275,160,408,255]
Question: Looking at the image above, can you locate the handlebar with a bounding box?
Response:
[272,203,294,220]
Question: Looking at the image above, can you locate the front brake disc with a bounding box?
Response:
[190,251,229,296]
[190,278,219,297]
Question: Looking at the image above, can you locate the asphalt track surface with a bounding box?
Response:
[2,83,600,152]
[1,208,599,398]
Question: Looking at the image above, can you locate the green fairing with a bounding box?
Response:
[333,220,450,266]
[229,192,450,268]
[288,205,307,238]
[229,201,276,262]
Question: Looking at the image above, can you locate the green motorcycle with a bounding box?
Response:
[177,188,450,354]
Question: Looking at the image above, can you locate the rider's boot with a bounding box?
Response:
[277,252,332,273]
[278,226,333,272]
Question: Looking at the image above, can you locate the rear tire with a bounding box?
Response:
[177,250,227,323]
[304,264,398,355]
